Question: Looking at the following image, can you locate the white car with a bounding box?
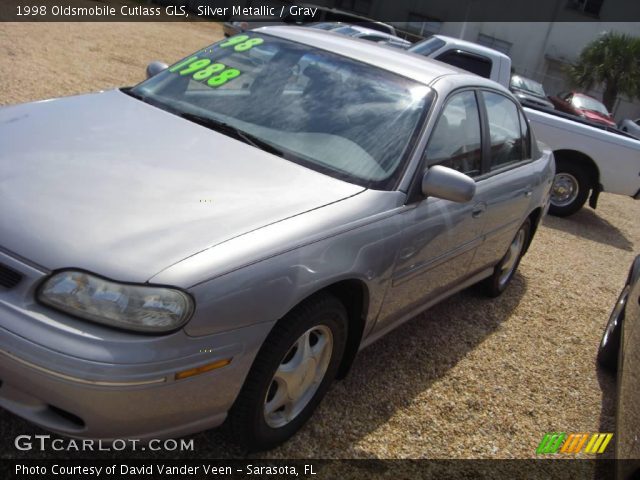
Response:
[311,22,412,49]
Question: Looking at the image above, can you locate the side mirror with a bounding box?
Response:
[421,165,476,203]
[146,61,169,79]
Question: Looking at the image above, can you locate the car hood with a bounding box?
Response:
[0,90,364,282]
[578,108,615,127]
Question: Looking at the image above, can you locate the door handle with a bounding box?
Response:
[524,190,533,198]
[472,203,486,218]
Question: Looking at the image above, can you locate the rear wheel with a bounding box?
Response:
[549,162,591,217]
[228,293,347,452]
[483,219,530,297]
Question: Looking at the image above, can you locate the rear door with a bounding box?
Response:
[468,90,535,273]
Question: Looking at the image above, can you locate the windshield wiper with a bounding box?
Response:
[121,87,152,104]
[180,112,284,157]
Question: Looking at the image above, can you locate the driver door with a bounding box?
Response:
[376,90,486,329]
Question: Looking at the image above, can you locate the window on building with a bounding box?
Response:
[566,0,604,16]
[477,33,513,55]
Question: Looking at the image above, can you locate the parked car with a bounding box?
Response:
[509,74,554,110]
[0,26,553,451]
[223,5,396,38]
[598,255,640,478]
[619,118,640,140]
[549,92,616,128]
[310,22,412,49]
[408,35,640,217]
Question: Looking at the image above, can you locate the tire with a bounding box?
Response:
[597,285,628,372]
[483,219,531,298]
[227,293,348,452]
[549,161,591,217]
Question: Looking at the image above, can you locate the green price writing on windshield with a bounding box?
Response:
[166,36,265,87]
[169,57,241,88]
[219,35,264,52]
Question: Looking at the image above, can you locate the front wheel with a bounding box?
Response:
[549,162,591,217]
[227,293,347,452]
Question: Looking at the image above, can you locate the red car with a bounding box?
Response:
[550,92,616,127]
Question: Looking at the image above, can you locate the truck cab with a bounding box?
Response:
[409,35,511,88]
[409,34,640,217]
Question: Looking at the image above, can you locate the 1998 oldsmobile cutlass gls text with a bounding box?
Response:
[0,26,553,451]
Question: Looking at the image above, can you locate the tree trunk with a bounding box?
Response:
[602,83,618,113]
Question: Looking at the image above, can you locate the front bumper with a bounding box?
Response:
[0,250,272,440]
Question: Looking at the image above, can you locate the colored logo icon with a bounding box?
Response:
[536,433,613,454]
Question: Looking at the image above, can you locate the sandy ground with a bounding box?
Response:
[0,22,639,462]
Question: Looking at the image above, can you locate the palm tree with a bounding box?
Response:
[569,31,640,112]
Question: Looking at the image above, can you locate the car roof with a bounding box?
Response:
[429,35,511,61]
[312,22,409,45]
[333,24,395,38]
[257,26,507,91]
[573,92,600,100]
[511,75,544,87]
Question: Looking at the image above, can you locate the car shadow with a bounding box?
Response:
[543,210,634,252]
[266,272,529,459]
[0,275,527,461]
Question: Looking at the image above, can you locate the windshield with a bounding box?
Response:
[510,76,546,97]
[572,95,610,116]
[130,33,432,189]
[408,37,446,56]
[311,22,341,30]
[333,26,361,36]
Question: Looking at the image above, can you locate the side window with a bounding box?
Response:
[482,91,524,170]
[424,91,482,177]
[359,35,387,42]
[435,50,492,79]
[518,110,531,159]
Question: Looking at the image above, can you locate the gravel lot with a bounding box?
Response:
[1,22,639,462]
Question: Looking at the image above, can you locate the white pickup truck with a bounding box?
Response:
[410,35,640,216]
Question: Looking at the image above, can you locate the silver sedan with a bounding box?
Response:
[0,26,553,451]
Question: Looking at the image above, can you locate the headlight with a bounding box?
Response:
[38,271,194,333]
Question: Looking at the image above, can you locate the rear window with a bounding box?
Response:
[436,50,492,79]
